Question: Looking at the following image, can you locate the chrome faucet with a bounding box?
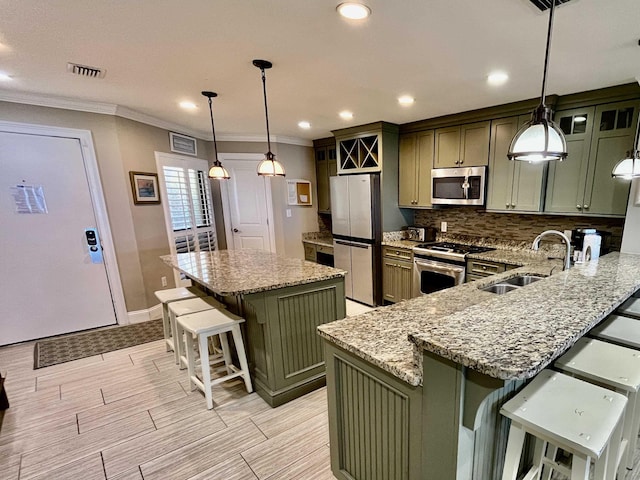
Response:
[532,230,572,271]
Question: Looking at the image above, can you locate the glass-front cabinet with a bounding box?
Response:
[545,100,637,216]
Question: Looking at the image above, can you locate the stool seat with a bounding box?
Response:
[178,308,244,335]
[617,297,640,319]
[500,370,626,480]
[168,296,226,367]
[590,314,640,349]
[501,370,626,459]
[555,337,640,393]
[154,287,207,355]
[154,286,206,304]
[177,309,252,409]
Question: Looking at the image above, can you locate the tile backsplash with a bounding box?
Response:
[413,208,625,251]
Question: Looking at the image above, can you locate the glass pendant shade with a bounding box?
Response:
[611,153,640,180]
[256,153,286,176]
[208,162,230,180]
[508,108,567,162]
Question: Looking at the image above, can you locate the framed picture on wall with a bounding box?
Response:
[129,171,160,205]
[169,132,197,156]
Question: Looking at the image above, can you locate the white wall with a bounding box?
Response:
[621,179,640,253]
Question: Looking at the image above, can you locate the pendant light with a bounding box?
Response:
[507,0,567,163]
[202,91,230,180]
[253,59,286,177]
[611,117,640,179]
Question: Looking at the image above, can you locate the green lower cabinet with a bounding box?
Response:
[241,277,346,407]
[324,342,423,480]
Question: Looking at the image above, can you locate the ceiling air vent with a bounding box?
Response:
[66,62,106,79]
[527,0,572,11]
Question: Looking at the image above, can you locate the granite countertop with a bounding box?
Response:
[162,250,346,296]
[467,248,554,266]
[318,252,640,386]
[381,239,421,249]
[302,236,334,248]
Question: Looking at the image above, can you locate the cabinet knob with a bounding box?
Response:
[511,203,516,208]
[576,205,582,210]
[482,266,487,270]
[583,204,589,209]
[506,203,510,208]
[455,160,460,165]
[459,160,464,165]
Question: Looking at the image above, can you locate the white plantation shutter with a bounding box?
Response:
[156,153,218,284]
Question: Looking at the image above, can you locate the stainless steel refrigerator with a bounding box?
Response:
[330,174,380,306]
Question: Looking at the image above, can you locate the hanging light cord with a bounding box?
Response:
[539,0,556,108]
[207,96,220,164]
[259,67,273,157]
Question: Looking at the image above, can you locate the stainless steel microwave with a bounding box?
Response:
[431,166,486,206]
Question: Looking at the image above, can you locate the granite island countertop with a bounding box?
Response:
[162,250,346,296]
[317,252,640,386]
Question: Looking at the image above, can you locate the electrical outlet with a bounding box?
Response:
[161,276,167,287]
[441,221,447,233]
[286,209,292,218]
[564,230,572,240]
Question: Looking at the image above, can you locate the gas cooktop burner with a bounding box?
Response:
[413,242,495,260]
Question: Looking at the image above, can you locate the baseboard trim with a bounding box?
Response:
[127,304,162,324]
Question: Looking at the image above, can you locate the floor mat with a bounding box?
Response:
[34,319,164,369]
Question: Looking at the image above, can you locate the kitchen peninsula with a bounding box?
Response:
[162,249,346,407]
[318,251,640,480]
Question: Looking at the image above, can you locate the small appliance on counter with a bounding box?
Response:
[571,228,602,263]
[406,226,436,243]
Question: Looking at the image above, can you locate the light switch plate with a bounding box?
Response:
[286,209,292,218]
[441,221,447,233]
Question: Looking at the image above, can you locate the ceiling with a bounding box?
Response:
[0,0,638,143]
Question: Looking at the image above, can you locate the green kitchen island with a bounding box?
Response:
[318,251,640,480]
[162,249,346,407]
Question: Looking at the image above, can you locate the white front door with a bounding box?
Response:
[220,156,275,252]
[0,130,117,345]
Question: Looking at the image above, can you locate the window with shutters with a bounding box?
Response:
[156,153,217,284]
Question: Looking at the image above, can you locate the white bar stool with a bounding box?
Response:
[555,337,640,474]
[617,297,640,319]
[168,296,226,367]
[500,369,626,480]
[154,287,206,354]
[589,314,640,349]
[176,309,252,409]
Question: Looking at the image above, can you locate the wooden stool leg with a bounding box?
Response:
[170,310,180,364]
[502,421,527,480]
[184,327,197,392]
[198,333,214,409]
[230,325,252,393]
[219,332,233,375]
[541,444,558,480]
[608,414,625,480]
[162,303,172,352]
[624,390,640,470]
[571,454,591,480]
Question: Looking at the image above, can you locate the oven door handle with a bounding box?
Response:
[414,258,465,275]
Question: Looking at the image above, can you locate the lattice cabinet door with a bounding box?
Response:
[338,134,381,173]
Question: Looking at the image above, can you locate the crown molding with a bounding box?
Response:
[0,89,117,114]
[0,89,313,147]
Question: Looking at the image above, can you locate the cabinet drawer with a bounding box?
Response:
[467,259,506,276]
[316,244,334,255]
[303,243,317,262]
[383,246,413,261]
[466,273,485,283]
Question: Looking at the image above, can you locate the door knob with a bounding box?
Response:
[233,228,239,233]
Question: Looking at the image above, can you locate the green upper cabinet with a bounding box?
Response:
[314,139,337,214]
[398,130,434,207]
[434,121,490,168]
[486,115,547,212]
[545,100,636,216]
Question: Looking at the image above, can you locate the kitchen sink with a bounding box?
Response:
[481,284,520,294]
[502,275,545,287]
[480,274,546,294]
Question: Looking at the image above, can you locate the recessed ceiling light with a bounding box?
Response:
[398,96,415,106]
[179,101,197,110]
[298,121,311,129]
[0,72,13,81]
[336,2,371,20]
[574,116,587,123]
[487,71,509,86]
[339,111,354,120]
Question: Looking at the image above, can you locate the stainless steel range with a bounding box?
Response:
[412,242,495,296]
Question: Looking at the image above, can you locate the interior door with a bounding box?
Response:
[0,131,116,345]
[222,160,273,251]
